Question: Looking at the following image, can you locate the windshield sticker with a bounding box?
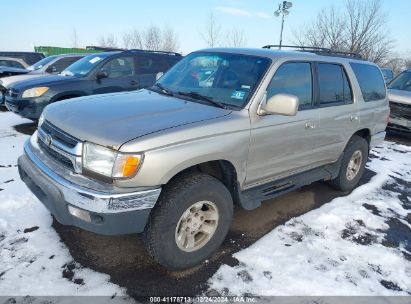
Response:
[231,90,246,100]
[241,85,251,89]
[89,57,102,64]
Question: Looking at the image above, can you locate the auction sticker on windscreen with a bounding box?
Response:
[231,90,246,100]
[89,56,102,64]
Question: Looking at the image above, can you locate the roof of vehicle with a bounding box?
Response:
[0,56,26,61]
[196,47,372,65]
[84,49,182,58]
[47,53,88,58]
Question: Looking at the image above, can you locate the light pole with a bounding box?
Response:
[274,1,292,50]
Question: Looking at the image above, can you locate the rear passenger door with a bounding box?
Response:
[315,62,358,163]
[247,62,322,186]
[92,56,139,94]
[136,55,169,88]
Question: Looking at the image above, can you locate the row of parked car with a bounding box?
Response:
[0,49,182,119]
[0,50,409,135]
[0,46,409,271]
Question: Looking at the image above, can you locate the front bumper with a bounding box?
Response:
[5,96,46,120]
[388,102,411,133]
[18,139,161,235]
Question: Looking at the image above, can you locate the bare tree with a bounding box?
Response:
[71,27,79,48]
[144,25,162,51]
[224,28,247,47]
[293,0,393,64]
[161,26,180,52]
[123,29,143,49]
[200,13,222,47]
[98,34,118,47]
[383,57,405,75]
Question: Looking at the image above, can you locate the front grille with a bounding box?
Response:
[41,121,78,148]
[38,139,74,170]
[7,88,18,98]
[390,102,411,120]
[37,120,81,171]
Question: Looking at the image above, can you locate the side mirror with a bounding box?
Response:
[156,72,164,81]
[258,93,299,116]
[47,66,57,73]
[96,71,108,80]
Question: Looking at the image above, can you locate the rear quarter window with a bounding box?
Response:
[350,62,386,102]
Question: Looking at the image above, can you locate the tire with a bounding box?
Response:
[329,135,369,192]
[143,172,233,270]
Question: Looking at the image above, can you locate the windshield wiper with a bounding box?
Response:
[177,91,227,109]
[152,83,174,96]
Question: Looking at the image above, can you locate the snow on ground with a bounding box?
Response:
[1,110,411,298]
[0,112,133,301]
[209,141,411,295]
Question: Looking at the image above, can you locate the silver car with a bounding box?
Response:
[18,47,389,270]
[387,69,411,133]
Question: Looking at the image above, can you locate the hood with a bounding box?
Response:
[45,89,232,149]
[388,89,411,105]
[9,74,77,91]
[0,73,46,87]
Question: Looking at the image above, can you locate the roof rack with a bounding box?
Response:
[262,45,362,59]
[125,49,182,56]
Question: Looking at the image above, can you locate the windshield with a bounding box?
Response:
[61,53,110,76]
[156,52,271,108]
[388,71,411,92]
[27,56,56,71]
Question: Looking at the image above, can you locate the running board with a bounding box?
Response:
[236,158,342,210]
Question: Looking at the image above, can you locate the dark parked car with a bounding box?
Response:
[0,51,45,66]
[4,50,182,119]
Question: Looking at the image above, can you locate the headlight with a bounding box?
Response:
[82,142,143,179]
[22,87,49,98]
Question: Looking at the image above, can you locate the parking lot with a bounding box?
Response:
[1,107,410,299]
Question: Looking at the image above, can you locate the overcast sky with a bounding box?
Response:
[1,0,410,56]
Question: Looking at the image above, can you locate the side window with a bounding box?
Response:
[350,62,386,102]
[136,55,168,74]
[267,62,313,109]
[318,63,353,106]
[49,57,82,73]
[0,60,24,69]
[101,56,135,78]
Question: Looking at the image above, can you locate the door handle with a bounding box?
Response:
[305,122,316,129]
[350,114,359,122]
[130,80,138,86]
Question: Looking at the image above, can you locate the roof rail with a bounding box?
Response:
[262,45,362,59]
[125,49,182,56]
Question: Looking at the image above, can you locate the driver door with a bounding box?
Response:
[92,56,139,94]
[245,62,322,187]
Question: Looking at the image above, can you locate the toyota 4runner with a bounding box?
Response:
[18,46,389,270]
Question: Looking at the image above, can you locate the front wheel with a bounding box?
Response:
[329,135,369,192]
[143,173,233,270]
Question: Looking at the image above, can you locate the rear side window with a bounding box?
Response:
[350,62,386,101]
[102,56,135,78]
[0,60,24,69]
[318,63,352,106]
[267,62,313,109]
[136,55,169,74]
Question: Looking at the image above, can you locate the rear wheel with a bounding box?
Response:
[329,135,369,191]
[143,172,233,270]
